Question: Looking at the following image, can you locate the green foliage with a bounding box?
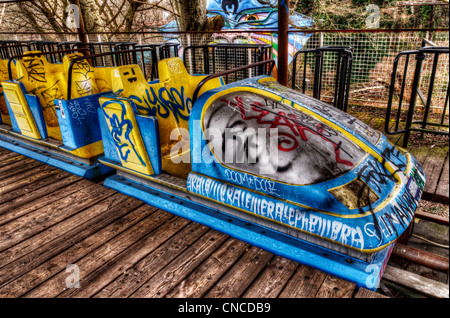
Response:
[292,0,448,30]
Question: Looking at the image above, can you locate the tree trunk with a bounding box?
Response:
[78,0,105,33]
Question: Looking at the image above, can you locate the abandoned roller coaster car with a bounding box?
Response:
[0,50,114,180]
[95,57,425,290]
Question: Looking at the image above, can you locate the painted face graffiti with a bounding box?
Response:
[202,91,366,185]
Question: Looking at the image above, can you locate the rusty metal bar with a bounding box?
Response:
[1,28,449,36]
[192,59,275,103]
[277,0,289,86]
[415,210,449,226]
[392,243,449,273]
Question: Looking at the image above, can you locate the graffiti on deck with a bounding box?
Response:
[226,96,354,167]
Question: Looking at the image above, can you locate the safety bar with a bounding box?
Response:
[0,43,31,60]
[192,59,275,103]
[66,47,156,100]
[7,48,91,80]
[183,43,273,82]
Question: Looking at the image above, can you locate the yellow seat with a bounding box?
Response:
[12,51,66,140]
[63,53,113,99]
[110,57,222,178]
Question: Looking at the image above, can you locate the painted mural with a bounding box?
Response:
[206,0,314,64]
[161,0,315,66]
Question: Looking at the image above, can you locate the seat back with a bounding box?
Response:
[13,51,66,140]
[63,53,114,99]
[99,96,155,175]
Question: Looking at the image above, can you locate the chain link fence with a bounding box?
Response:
[292,31,449,113]
[2,29,448,114]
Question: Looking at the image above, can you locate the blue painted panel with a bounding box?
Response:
[97,107,122,164]
[24,93,47,139]
[135,113,162,175]
[55,91,109,150]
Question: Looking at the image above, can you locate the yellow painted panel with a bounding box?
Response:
[100,96,154,175]
[14,52,64,141]
[110,59,223,178]
[1,81,41,139]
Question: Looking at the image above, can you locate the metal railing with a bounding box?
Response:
[192,59,275,103]
[385,46,449,147]
[292,46,353,112]
[183,43,273,83]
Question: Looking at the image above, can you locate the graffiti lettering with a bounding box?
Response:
[187,173,365,249]
[129,85,191,123]
[101,100,146,166]
[23,57,46,83]
[67,99,96,125]
[224,168,278,195]
[357,159,396,193]
[224,96,354,166]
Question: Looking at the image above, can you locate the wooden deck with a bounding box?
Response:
[0,147,389,299]
[1,104,448,299]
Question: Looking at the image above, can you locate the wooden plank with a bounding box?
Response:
[21,207,171,298]
[0,193,133,284]
[0,180,115,252]
[421,152,447,197]
[130,229,228,298]
[94,219,206,298]
[0,157,38,176]
[0,198,150,298]
[0,178,90,225]
[242,255,299,298]
[166,237,249,298]
[204,245,273,298]
[382,265,449,298]
[314,275,356,298]
[354,287,389,298]
[278,264,327,298]
[0,172,81,216]
[434,152,449,201]
[0,165,62,195]
[72,217,200,298]
[0,159,43,182]
[0,152,26,166]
